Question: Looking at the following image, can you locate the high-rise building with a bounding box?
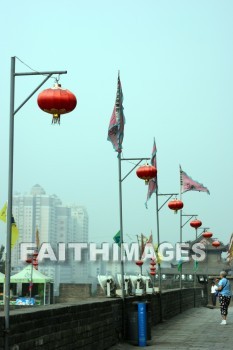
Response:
[12,184,89,295]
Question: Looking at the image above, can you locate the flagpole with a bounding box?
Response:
[179,167,183,312]
[118,151,126,338]
[118,152,125,296]
[194,228,197,307]
[155,187,163,322]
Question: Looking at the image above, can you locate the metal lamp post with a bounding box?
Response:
[4,56,67,349]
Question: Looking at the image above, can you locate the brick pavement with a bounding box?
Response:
[108,306,233,350]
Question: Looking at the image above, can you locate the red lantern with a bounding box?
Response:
[212,240,220,248]
[25,258,32,264]
[202,232,213,239]
[150,271,156,276]
[190,219,202,229]
[150,260,156,266]
[150,266,156,271]
[136,260,144,266]
[136,164,157,185]
[37,83,77,124]
[168,199,184,213]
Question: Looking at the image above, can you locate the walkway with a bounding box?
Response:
[108,306,233,350]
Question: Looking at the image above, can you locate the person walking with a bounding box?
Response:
[211,281,218,306]
[216,271,231,325]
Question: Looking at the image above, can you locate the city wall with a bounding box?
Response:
[0,287,207,350]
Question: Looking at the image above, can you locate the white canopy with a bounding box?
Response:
[10,265,52,283]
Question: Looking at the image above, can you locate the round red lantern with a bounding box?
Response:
[190,219,202,229]
[136,164,157,185]
[168,199,184,213]
[150,271,156,276]
[150,266,156,271]
[25,258,32,264]
[150,260,156,266]
[212,240,220,248]
[136,260,144,267]
[202,231,213,239]
[37,83,77,124]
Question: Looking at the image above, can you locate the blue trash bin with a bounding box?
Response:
[126,301,151,346]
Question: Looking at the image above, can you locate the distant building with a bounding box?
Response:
[12,184,89,295]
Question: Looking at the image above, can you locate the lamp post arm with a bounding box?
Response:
[181,214,198,228]
[15,70,67,76]
[14,70,67,115]
[157,193,179,212]
[14,74,52,115]
[121,159,142,182]
[120,157,150,182]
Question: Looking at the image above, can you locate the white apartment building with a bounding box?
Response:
[12,184,89,295]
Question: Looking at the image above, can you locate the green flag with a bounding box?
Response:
[193,260,198,272]
[177,259,183,272]
[113,230,121,246]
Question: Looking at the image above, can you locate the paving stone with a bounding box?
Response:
[108,306,233,350]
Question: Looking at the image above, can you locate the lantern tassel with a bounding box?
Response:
[52,114,60,125]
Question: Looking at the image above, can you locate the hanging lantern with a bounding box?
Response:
[202,231,213,239]
[136,260,144,267]
[212,240,220,248]
[136,164,157,185]
[37,83,77,124]
[190,219,202,229]
[25,258,32,264]
[150,266,156,271]
[150,260,156,266]
[150,271,156,276]
[168,199,184,214]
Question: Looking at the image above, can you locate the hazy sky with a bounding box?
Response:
[1,1,233,247]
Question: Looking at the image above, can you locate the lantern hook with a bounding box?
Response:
[53,74,61,84]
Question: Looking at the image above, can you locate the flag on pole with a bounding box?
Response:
[0,202,7,222]
[107,73,125,153]
[180,166,210,194]
[141,232,155,259]
[145,139,157,208]
[113,230,121,246]
[154,243,163,264]
[226,234,233,264]
[177,259,183,272]
[193,260,199,272]
[0,202,19,248]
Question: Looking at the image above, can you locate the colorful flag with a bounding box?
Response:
[113,230,121,246]
[180,166,210,194]
[107,73,125,153]
[226,234,233,264]
[0,202,7,222]
[145,139,157,208]
[141,233,155,259]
